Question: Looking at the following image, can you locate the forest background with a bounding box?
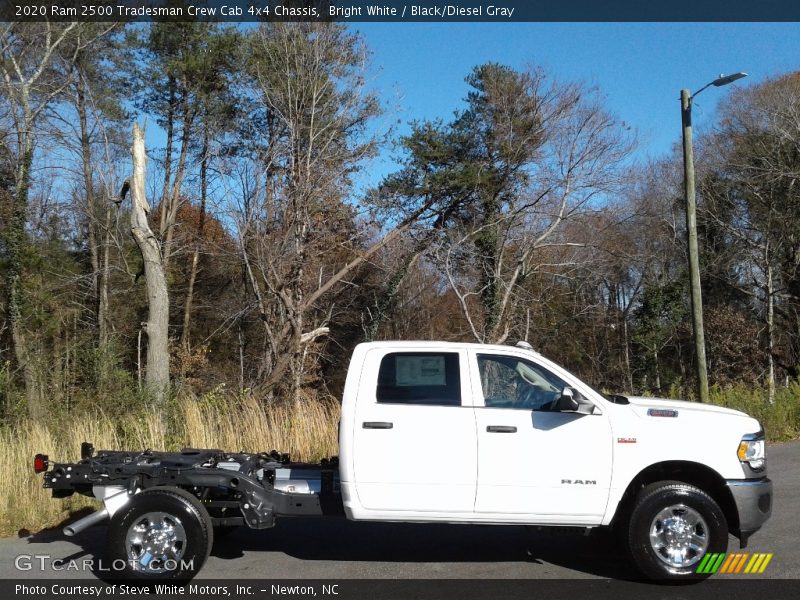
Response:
[1,20,799,533]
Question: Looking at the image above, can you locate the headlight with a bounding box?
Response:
[737,431,766,471]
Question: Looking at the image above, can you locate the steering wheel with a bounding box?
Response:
[517,384,562,411]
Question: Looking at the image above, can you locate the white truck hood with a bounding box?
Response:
[617,396,763,481]
[625,396,749,419]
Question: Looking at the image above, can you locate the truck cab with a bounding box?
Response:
[338,341,772,579]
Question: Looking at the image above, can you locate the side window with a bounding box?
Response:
[477,354,571,411]
[376,352,461,406]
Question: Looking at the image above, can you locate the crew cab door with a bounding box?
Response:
[470,350,612,523]
[352,348,477,513]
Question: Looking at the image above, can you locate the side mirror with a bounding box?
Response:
[555,387,580,412]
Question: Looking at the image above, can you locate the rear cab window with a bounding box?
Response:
[376,352,461,406]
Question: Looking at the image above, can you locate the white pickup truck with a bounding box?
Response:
[36,341,772,582]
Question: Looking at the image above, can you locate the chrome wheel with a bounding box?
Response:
[125,511,187,573]
[649,503,709,569]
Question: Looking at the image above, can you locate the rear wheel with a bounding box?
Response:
[213,525,240,541]
[106,487,213,581]
[208,505,242,543]
[626,481,727,581]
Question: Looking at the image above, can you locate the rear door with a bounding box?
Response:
[352,348,477,513]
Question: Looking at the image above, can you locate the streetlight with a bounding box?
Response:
[681,72,747,403]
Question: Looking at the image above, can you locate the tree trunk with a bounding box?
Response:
[766,242,776,405]
[238,319,245,393]
[653,345,661,392]
[622,310,633,393]
[162,104,194,271]
[180,123,209,351]
[4,142,43,418]
[159,80,176,237]
[98,201,112,345]
[130,123,170,404]
[76,70,101,334]
[477,200,501,342]
[289,201,308,406]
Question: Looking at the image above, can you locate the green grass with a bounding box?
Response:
[709,384,800,441]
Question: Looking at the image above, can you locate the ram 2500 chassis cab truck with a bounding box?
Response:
[35,341,772,582]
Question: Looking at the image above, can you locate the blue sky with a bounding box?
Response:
[349,22,800,187]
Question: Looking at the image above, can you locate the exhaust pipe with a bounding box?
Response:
[63,508,109,537]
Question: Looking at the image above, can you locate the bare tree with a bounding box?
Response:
[0,22,96,415]
[240,22,381,402]
[127,123,169,404]
[700,73,800,401]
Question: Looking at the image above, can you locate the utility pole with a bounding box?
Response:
[679,72,747,403]
[681,89,709,403]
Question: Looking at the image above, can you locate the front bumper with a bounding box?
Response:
[726,478,772,546]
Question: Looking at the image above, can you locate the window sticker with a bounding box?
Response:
[396,356,446,386]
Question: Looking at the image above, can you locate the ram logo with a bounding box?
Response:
[561,479,597,485]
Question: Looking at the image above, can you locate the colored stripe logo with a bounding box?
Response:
[696,552,773,574]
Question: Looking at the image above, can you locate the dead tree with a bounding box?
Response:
[128,123,170,404]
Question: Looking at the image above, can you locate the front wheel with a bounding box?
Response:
[626,481,728,581]
[106,487,213,581]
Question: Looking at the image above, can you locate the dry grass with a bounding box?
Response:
[3,384,795,538]
[0,394,339,537]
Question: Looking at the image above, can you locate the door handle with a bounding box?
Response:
[486,425,517,433]
[363,421,393,429]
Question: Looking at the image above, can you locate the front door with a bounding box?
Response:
[471,351,612,523]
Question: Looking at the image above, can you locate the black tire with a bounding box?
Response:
[626,481,728,582]
[213,525,240,540]
[106,486,213,582]
[207,505,241,543]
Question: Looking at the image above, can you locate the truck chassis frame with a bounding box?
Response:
[40,443,343,536]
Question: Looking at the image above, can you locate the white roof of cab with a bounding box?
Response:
[355,340,544,356]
